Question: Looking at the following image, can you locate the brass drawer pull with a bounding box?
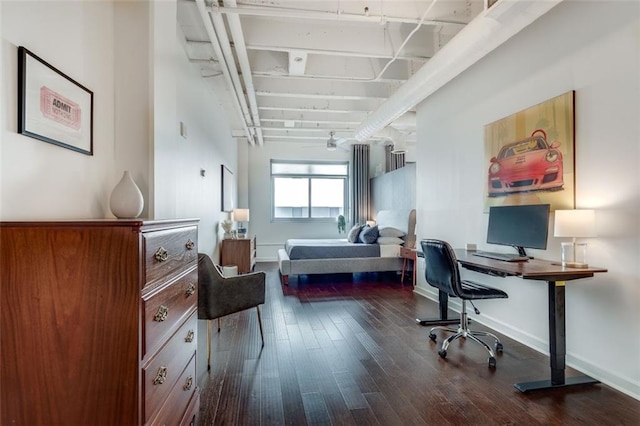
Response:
[186,282,196,297]
[185,239,195,250]
[154,305,168,322]
[154,247,169,262]
[153,366,168,385]
[183,376,193,391]
[185,330,195,343]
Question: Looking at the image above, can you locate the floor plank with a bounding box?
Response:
[199,263,640,425]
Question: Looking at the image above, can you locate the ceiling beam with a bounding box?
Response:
[239,17,441,60]
[213,4,469,26]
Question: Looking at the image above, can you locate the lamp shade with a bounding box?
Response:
[232,208,250,222]
[554,209,596,238]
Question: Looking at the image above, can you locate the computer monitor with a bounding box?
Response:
[487,204,550,257]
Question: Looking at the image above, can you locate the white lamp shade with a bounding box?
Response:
[232,208,250,222]
[554,209,596,238]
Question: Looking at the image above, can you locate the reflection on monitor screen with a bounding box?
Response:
[487,204,550,256]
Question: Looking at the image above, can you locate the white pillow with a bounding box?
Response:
[377,236,404,245]
[378,227,406,238]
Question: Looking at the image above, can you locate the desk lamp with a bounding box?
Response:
[232,208,250,238]
[553,209,596,268]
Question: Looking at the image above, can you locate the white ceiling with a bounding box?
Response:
[176,0,555,150]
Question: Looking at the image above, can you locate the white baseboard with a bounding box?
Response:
[412,287,640,401]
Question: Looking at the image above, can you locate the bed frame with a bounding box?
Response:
[277,209,416,285]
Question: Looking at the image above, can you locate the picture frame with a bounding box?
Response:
[221,165,235,212]
[17,46,93,155]
[483,91,575,212]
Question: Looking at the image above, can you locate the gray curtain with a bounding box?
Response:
[385,145,406,172]
[351,144,370,226]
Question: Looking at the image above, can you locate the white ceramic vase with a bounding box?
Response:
[109,171,144,219]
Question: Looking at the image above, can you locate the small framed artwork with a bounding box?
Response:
[221,165,236,212]
[17,46,93,155]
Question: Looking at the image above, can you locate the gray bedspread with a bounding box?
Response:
[285,239,380,260]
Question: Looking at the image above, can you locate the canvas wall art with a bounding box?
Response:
[484,91,575,211]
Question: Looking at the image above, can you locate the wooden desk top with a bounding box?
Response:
[454,249,607,282]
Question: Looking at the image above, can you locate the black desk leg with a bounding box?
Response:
[416,290,459,326]
[514,281,599,392]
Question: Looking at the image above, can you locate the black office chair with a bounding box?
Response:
[421,239,508,367]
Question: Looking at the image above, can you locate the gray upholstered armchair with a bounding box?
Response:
[197,253,266,370]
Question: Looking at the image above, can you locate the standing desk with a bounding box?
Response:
[453,250,607,392]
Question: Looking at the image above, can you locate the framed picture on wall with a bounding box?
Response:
[483,91,575,211]
[17,46,94,155]
[221,165,235,212]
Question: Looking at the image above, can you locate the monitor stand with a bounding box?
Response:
[515,246,533,259]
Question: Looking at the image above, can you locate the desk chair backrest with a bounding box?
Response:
[197,253,265,320]
[421,239,463,298]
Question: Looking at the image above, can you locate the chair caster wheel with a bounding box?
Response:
[495,342,503,352]
[429,333,437,342]
[438,349,447,359]
[488,357,496,368]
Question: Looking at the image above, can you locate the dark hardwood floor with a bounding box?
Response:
[199,263,639,425]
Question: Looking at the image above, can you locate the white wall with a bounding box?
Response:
[414,1,639,399]
[2,1,116,219]
[246,141,351,260]
[1,1,237,257]
[114,1,151,218]
[174,32,238,258]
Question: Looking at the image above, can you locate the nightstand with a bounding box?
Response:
[400,246,417,286]
[221,235,256,273]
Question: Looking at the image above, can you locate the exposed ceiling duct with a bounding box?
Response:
[354,0,564,141]
[375,126,408,154]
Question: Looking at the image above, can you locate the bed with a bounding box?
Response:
[277,209,416,285]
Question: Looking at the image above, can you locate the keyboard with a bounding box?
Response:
[471,251,529,262]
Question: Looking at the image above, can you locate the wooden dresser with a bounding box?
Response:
[221,235,256,274]
[0,219,200,425]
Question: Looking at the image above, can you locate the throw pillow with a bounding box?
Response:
[359,225,379,244]
[347,224,363,243]
[377,236,404,245]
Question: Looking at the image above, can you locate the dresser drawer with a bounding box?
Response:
[180,390,200,426]
[143,268,197,358]
[143,312,197,424]
[149,354,197,426]
[143,226,197,288]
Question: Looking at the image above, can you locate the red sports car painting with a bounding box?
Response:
[487,129,564,197]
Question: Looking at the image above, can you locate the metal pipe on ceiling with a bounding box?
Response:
[194,0,255,145]
[208,10,257,144]
[213,4,467,27]
[221,0,264,146]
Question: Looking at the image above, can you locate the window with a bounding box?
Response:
[271,160,348,221]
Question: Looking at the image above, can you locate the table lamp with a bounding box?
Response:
[553,209,596,268]
[232,208,250,238]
